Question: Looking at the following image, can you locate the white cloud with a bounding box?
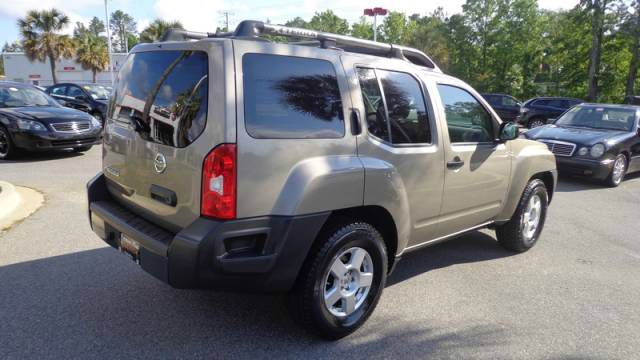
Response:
[153,0,226,32]
[137,18,151,33]
[0,0,102,19]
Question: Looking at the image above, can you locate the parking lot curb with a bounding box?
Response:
[0,181,44,231]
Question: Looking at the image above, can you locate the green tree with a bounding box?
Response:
[18,8,76,84]
[582,0,613,101]
[140,19,184,43]
[88,16,106,37]
[380,11,416,44]
[110,10,136,52]
[75,34,109,83]
[2,41,23,52]
[623,0,640,98]
[285,17,308,28]
[307,10,348,34]
[350,17,373,40]
[408,9,450,72]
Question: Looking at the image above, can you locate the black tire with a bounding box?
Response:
[528,117,546,129]
[605,154,627,187]
[0,125,17,160]
[73,145,93,152]
[289,220,387,340]
[495,179,548,252]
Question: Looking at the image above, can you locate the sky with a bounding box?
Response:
[0,0,578,48]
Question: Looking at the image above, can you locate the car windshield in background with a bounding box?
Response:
[555,105,637,132]
[0,86,56,108]
[84,84,110,100]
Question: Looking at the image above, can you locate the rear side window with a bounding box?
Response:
[67,86,84,98]
[356,67,431,145]
[110,50,209,148]
[243,54,344,139]
[50,86,67,96]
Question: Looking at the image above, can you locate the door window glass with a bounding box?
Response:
[67,86,84,98]
[378,70,431,144]
[437,84,494,143]
[357,68,389,141]
[502,96,518,106]
[51,86,67,96]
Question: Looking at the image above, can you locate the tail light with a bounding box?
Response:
[201,144,236,219]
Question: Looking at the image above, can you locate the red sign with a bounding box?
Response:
[28,74,40,79]
[63,66,75,71]
[364,7,388,16]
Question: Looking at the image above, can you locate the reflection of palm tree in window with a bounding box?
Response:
[380,78,413,143]
[273,74,342,121]
[171,74,207,147]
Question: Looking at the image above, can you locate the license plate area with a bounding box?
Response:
[119,233,140,264]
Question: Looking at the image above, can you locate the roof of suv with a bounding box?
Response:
[155,20,442,73]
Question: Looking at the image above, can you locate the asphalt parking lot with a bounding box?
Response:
[1,146,639,359]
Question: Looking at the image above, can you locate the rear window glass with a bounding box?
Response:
[243,54,344,139]
[109,50,208,148]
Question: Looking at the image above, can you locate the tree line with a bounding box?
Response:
[1,1,638,103]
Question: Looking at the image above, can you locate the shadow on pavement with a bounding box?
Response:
[0,241,506,358]
[0,149,84,164]
[388,230,514,287]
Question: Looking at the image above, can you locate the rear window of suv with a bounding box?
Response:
[109,50,209,148]
[242,54,345,139]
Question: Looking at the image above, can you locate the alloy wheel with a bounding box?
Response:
[522,194,542,243]
[0,128,9,158]
[611,156,626,185]
[323,247,374,318]
[528,119,545,129]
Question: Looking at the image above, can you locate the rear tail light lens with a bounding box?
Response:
[201,144,236,219]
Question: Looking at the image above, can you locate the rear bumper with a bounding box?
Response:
[87,173,329,292]
[556,156,614,180]
[13,129,102,151]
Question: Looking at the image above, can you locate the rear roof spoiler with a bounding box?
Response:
[160,20,441,72]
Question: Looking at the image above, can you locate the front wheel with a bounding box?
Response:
[495,179,548,252]
[0,125,17,160]
[289,221,387,340]
[605,154,627,187]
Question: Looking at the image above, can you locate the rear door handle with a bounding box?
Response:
[447,156,465,169]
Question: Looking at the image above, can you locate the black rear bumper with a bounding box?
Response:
[87,173,329,292]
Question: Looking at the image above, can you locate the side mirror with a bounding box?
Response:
[498,122,519,142]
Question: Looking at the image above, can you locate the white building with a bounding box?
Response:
[1,52,128,87]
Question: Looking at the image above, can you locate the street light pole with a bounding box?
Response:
[104,0,114,85]
[364,7,388,42]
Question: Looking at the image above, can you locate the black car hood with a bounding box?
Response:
[525,125,629,146]
[0,106,91,124]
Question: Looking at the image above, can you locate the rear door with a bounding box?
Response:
[341,55,445,246]
[434,81,511,234]
[102,41,231,232]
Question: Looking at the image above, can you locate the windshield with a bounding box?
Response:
[83,84,110,100]
[0,86,58,108]
[555,105,637,132]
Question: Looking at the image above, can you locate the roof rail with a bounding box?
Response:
[160,20,441,71]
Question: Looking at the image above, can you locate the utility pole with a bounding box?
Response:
[218,11,234,32]
[104,0,114,85]
[364,7,388,42]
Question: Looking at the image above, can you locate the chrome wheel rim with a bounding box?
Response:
[323,247,374,318]
[522,194,542,242]
[612,156,626,184]
[0,128,9,157]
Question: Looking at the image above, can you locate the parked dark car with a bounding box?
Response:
[523,104,640,186]
[0,82,103,160]
[481,93,522,122]
[517,97,583,129]
[625,95,640,105]
[45,83,110,123]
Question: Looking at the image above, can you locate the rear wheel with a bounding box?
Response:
[0,125,17,160]
[495,179,548,252]
[289,220,387,340]
[528,118,546,129]
[605,154,627,187]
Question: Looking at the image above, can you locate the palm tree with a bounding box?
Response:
[76,34,109,83]
[140,19,184,43]
[18,9,76,84]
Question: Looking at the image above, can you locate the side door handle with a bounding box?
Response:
[447,156,465,169]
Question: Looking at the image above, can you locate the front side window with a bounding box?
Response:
[356,67,431,145]
[51,86,67,96]
[243,54,344,139]
[437,84,494,143]
[110,50,209,148]
[67,86,84,98]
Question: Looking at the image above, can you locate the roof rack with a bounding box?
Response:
[160,20,441,72]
